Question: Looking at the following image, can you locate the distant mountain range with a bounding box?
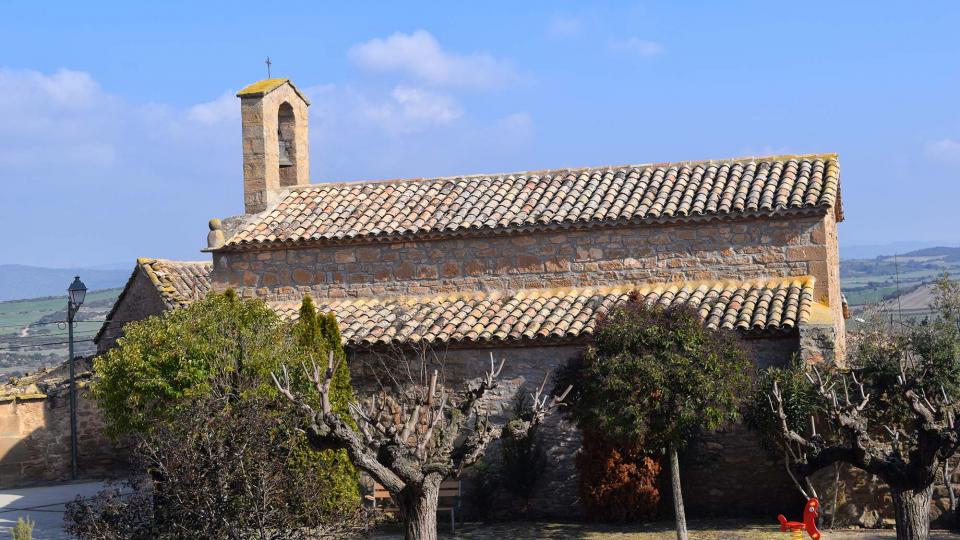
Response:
[0,264,131,302]
[0,241,957,303]
[841,245,960,308]
[840,241,958,260]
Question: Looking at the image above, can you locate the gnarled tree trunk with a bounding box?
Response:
[891,484,933,540]
[397,474,441,540]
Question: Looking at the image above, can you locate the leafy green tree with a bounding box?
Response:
[65,395,366,540]
[557,297,751,539]
[749,276,960,540]
[289,295,361,513]
[92,290,287,437]
[92,291,362,517]
[744,358,824,456]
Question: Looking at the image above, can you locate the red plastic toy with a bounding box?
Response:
[777,498,821,539]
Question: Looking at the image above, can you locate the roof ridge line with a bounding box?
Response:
[137,258,212,266]
[289,153,840,190]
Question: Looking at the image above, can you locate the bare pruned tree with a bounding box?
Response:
[767,360,960,540]
[274,350,571,540]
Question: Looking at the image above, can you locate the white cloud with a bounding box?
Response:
[0,67,245,267]
[0,68,103,110]
[548,15,582,37]
[0,68,237,173]
[1,67,536,266]
[390,86,461,124]
[188,91,237,125]
[316,84,461,135]
[348,30,518,89]
[925,139,960,163]
[609,37,663,57]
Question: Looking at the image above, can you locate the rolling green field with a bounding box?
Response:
[0,288,120,378]
[840,247,960,312]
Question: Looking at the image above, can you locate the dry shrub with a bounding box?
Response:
[577,429,661,522]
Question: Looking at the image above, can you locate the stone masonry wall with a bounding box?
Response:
[0,386,126,487]
[241,84,310,214]
[349,338,802,519]
[96,269,166,353]
[822,210,846,361]
[351,344,584,518]
[214,213,844,346]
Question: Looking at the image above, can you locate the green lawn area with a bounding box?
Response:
[0,288,121,376]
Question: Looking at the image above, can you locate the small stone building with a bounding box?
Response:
[95,258,212,352]
[82,77,852,517]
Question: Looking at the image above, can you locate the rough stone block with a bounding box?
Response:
[335,249,356,264]
[786,245,827,262]
[437,262,458,278]
[291,268,313,284]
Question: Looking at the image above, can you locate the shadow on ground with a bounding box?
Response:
[0,481,107,540]
[372,520,960,539]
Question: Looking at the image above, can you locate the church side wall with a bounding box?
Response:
[96,270,167,353]
[349,337,804,519]
[214,214,840,316]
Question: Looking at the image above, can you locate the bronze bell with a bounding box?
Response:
[278,129,293,167]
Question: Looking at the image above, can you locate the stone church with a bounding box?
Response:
[92,77,847,516]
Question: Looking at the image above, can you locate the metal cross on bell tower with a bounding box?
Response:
[265,56,272,78]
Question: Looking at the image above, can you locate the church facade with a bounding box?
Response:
[93,77,850,517]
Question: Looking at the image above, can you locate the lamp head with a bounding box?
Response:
[68,276,87,307]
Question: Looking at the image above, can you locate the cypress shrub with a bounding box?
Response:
[289,296,361,515]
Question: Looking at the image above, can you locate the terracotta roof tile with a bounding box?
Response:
[94,258,213,346]
[136,258,213,309]
[225,154,841,248]
[271,276,816,347]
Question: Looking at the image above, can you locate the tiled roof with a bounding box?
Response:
[271,276,816,347]
[225,153,841,249]
[137,258,213,309]
[94,259,213,346]
[236,78,310,103]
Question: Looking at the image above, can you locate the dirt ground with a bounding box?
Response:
[372,520,960,539]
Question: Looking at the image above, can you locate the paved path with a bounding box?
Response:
[3,488,960,540]
[0,481,106,540]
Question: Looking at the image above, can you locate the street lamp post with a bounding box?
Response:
[67,276,86,481]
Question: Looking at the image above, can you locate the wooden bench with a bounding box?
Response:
[368,479,463,533]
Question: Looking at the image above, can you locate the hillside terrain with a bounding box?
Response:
[0,264,129,301]
[840,246,960,308]
[0,289,120,380]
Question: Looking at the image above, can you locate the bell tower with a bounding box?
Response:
[236,78,310,214]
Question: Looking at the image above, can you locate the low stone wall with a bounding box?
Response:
[807,463,958,529]
[0,384,126,488]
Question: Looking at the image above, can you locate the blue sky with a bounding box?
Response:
[1,1,958,267]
